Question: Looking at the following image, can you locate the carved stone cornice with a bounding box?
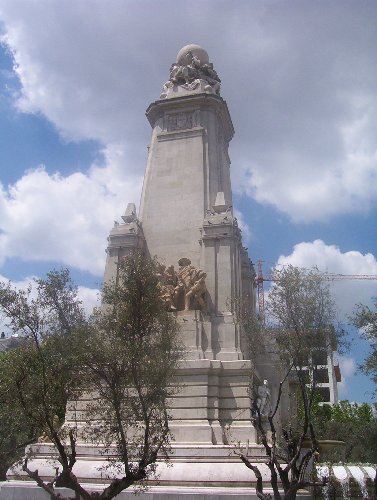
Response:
[106,219,144,252]
[201,212,241,242]
[146,93,234,143]
[157,127,204,142]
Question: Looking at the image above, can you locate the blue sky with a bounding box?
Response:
[0,0,376,403]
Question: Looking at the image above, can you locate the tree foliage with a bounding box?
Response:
[0,270,84,481]
[232,295,265,361]
[352,299,377,388]
[0,351,39,480]
[267,265,341,368]
[0,253,182,499]
[237,265,343,499]
[314,400,377,463]
[72,254,182,498]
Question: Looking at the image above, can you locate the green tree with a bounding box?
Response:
[0,254,182,500]
[352,300,377,388]
[70,253,182,498]
[236,265,345,500]
[0,354,39,480]
[0,270,84,481]
[314,400,377,463]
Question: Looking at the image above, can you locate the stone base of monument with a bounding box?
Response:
[5,353,269,497]
[7,442,268,483]
[4,332,267,498]
[4,445,311,499]
[0,481,311,500]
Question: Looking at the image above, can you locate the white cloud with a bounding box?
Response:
[277,239,377,274]
[238,96,377,222]
[337,356,357,399]
[0,151,143,275]
[0,273,36,293]
[0,1,158,164]
[339,356,357,378]
[276,240,377,318]
[77,285,100,316]
[0,1,376,222]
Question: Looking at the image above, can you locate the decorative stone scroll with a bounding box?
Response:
[156,258,207,312]
[160,44,221,99]
[204,205,235,226]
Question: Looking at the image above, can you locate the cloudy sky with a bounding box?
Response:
[0,0,376,402]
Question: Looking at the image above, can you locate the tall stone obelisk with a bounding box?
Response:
[105,44,256,361]
[104,45,260,454]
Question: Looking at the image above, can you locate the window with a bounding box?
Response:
[317,387,330,402]
[314,368,329,384]
[312,350,328,366]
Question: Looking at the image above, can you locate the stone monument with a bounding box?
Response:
[4,44,286,498]
[104,43,258,446]
[99,43,275,487]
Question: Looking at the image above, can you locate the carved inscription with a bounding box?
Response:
[164,110,201,132]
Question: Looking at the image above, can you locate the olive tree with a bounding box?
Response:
[71,253,182,498]
[0,270,85,483]
[0,253,182,500]
[352,299,377,388]
[0,372,38,480]
[236,265,344,500]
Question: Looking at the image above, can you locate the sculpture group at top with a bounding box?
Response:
[161,44,221,99]
[157,258,207,312]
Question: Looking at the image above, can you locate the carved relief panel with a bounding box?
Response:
[164,110,201,132]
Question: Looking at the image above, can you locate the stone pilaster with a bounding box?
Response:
[200,211,244,360]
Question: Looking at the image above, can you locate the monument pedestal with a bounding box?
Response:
[169,358,258,446]
[0,481,311,500]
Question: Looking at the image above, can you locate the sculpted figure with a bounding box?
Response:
[161,45,221,97]
[201,62,221,83]
[157,264,178,311]
[161,63,186,97]
[176,258,207,311]
[160,79,173,99]
[256,380,271,416]
[38,414,61,443]
[169,63,180,83]
[185,51,201,80]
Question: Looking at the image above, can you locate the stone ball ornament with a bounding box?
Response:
[176,44,209,66]
[160,43,220,99]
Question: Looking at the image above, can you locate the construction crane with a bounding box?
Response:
[255,259,377,323]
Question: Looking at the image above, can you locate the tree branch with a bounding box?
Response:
[22,459,63,500]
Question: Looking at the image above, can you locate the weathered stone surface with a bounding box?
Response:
[6,45,269,495]
[160,44,221,99]
[0,481,312,499]
[94,43,260,482]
